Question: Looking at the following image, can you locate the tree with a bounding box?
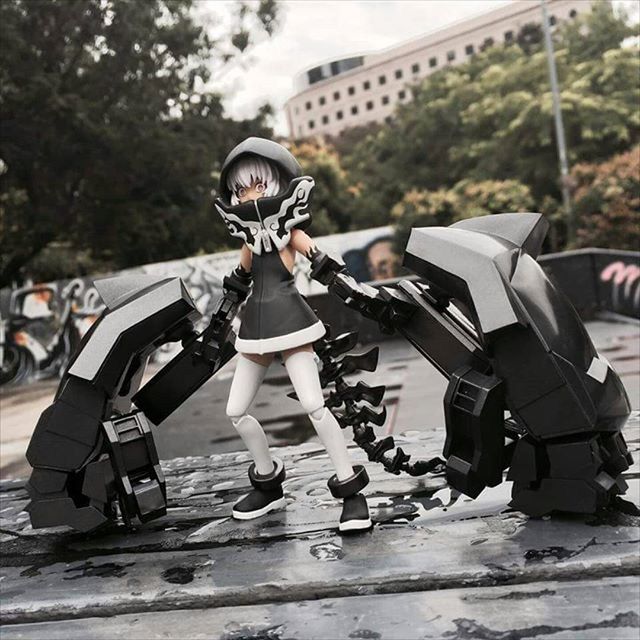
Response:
[0,0,280,286]
[391,179,534,254]
[517,22,544,55]
[572,146,640,250]
[342,1,639,237]
[287,138,357,236]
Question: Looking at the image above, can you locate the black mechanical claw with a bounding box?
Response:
[313,324,444,479]
[337,404,387,428]
[314,331,359,359]
[326,380,386,409]
[25,273,236,532]
[320,347,379,387]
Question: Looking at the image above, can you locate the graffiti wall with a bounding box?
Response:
[539,249,640,320]
[0,227,396,386]
[2,233,636,388]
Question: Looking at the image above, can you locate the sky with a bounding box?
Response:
[200,0,638,136]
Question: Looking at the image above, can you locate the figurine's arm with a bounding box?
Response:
[196,251,252,363]
[291,229,396,333]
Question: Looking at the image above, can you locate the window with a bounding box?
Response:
[308,120,315,129]
[429,57,437,68]
[465,44,474,55]
[504,30,514,43]
[398,89,406,100]
[447,50,455,62]
[298,126,303,136]
[411,63,420,73]
[395,69,403,79]
[382,95,390,105]
[348,86,355,96]
[481,37,494,51]
[384,116,392,124]
[366,100,374,111]
[378,75,386,85]
[363,80,371,90]
[305,101,312,110]
[336,110,344,120]
[319,96,326,106]
[333,91,340,101]
[549,15,557,26]
[294,106,299,115]
[351,105,358,115]
[569,9,577,18]
[322,115,329,124]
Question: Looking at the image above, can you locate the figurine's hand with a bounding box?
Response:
[195,265,252,363]
[309,249,346,286]
[330,273,396,334]
[309,248,398,333]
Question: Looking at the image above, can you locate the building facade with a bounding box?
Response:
[284,0,592,139]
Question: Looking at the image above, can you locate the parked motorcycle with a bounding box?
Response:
[0,281,85,386]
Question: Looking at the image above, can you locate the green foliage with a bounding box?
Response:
[517,22,544,55]
[572,146,640,250]
[343,1,639,241]
[288,138,357,235]
[391,179,534,253]
[0,0,280,286]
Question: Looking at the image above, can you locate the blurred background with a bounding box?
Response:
[1,0,638,476]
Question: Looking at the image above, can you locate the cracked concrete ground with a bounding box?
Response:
[0,319,638,639]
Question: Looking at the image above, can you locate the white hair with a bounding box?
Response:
[227,156,283,205]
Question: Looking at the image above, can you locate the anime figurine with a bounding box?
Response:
[213,137,371,531]
[23,138,633,534]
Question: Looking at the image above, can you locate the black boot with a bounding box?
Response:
[232,458,286,520]
[328,465,372,532]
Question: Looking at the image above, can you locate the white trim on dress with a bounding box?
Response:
[235,320,326,355]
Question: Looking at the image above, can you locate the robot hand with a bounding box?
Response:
[309,249,400,334]
[196,265,252,364]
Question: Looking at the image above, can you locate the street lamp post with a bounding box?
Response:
[541,0,574,244]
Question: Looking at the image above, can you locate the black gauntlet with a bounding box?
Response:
[196,265,252,363]
[309,248,395,333]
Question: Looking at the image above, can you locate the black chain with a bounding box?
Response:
[312,324,445,477]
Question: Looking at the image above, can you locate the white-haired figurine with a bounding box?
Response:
[214,137,371,532]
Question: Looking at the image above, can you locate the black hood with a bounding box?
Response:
[219,137,302,204]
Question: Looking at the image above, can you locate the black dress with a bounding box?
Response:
[235,250,325,354]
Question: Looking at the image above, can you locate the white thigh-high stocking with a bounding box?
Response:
[284,350,354,481]
[226,355,273,475]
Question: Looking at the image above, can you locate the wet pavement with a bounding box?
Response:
[0,319,639,638]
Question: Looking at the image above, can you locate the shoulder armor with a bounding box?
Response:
[215,176,314,255]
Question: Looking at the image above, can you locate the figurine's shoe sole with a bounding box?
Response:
[232,497,286,520]
[339,517,372,532]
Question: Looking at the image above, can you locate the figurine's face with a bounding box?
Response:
[236,179,268,203]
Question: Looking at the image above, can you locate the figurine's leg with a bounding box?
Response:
[284,347,371,532]
[226,354,274,474]
[227,354,286,520]
[284,348,353,479]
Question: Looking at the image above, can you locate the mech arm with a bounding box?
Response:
[307,214,632,517]
[25,266,251,532]
[309,248,411,333]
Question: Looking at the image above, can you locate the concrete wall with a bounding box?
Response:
[0,227,396,386]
